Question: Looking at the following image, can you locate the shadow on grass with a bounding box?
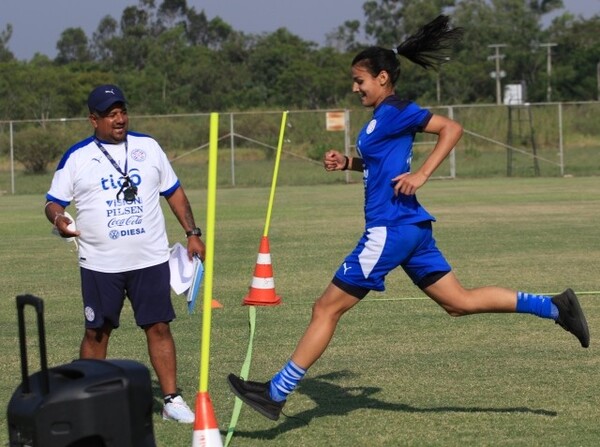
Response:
[225,370,557,441]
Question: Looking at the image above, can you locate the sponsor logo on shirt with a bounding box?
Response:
[103,188,146,239]
[108,228,147,239]
[100,168,141,191]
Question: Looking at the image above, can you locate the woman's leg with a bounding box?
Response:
[423,272,589,347]
[290,282,361,368]
[422,272,517,316]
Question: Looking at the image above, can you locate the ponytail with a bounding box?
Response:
[394,15,463,70]
[352,15,463,85]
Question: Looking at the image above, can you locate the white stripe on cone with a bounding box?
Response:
[250,276,275,289]
[256,252,272,264]
[192,428,222,447]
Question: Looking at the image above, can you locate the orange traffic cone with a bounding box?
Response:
[243,236,281,306]
[191,392,222,447]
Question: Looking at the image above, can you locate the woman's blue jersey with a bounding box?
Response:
[356,95,435,228]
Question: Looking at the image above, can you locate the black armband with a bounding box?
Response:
[342,156,350,171]
[350,157,364,171]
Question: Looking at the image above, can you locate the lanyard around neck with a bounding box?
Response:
[94,138,129,178]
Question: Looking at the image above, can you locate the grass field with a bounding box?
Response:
[1,177,599,446]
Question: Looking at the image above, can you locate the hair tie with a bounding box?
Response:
[392,47,399,54]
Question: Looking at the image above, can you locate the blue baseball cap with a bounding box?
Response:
[87,84,127,113]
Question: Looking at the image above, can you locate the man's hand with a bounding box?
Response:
[54,213,81,238]
[187,236,206,262]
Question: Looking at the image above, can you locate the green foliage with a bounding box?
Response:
[0,24,14,62]
[547,15,600,101]
[307,143,330,161]
[0,0,599,117]
[13,124,69,174]
[55,27,92,64]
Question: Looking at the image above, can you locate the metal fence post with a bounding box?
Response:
[10,121,15,194]
[230,113,235,187]
[558,103,564,176]
[344,109,351,184]
[448,106,456,179]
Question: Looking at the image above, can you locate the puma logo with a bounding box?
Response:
[343,263,352,275]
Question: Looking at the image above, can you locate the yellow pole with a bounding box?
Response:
[199,112,219,393]
[262,111,288,238]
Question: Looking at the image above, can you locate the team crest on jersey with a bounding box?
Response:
[131,148,146,162]
[366,119,377,134]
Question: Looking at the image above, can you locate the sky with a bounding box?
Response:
[1,0,598,61]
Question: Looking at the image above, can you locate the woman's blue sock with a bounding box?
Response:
[269,360,307,402]
[516,291,559,320]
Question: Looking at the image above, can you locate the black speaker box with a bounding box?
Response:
[6,295,156,447]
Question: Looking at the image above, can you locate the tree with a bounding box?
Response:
[56,28,92,64]
[451,0,509,103]
[325,20,363,53]
[14,125,67,174]
[528,0,564,17]
[144,25,191,112]
[157,0,188,31]
[362,0,456,48]
[115,4,155,69]
[185,8,234,49]
[247,29,321,107]
[546,14,600,101]
[0,24,15,62]
[91,16,118,61]
[91,1,160,69]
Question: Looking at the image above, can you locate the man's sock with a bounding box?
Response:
[163,393,180,404]
[516,291,559,320]
[269,359,307,402]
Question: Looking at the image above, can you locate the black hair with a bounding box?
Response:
[351,15,463,85]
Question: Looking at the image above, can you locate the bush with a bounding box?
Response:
[14,125,67,174]
[307,143,329,161]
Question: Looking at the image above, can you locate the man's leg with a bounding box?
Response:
[144,321,177,396]
[80,323,112,359]
[146,321,195,423]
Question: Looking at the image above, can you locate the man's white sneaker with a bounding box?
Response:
[162,395,195,423]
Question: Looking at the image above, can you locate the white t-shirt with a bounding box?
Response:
[47,131,179,273]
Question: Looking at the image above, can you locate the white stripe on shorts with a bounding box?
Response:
[358,226,386,278]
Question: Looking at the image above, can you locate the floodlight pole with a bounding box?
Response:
[488,44,507,105]
[540,43,557,102]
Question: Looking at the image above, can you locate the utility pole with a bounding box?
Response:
[540,43,557,102]
[488,44,507,105]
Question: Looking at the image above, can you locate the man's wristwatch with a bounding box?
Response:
[185,227,202,238]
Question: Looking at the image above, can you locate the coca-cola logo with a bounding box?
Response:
[108,215,143,227]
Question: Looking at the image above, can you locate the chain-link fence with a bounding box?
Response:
[1,102,598,195]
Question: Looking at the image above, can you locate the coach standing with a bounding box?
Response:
[44,84,203,423]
